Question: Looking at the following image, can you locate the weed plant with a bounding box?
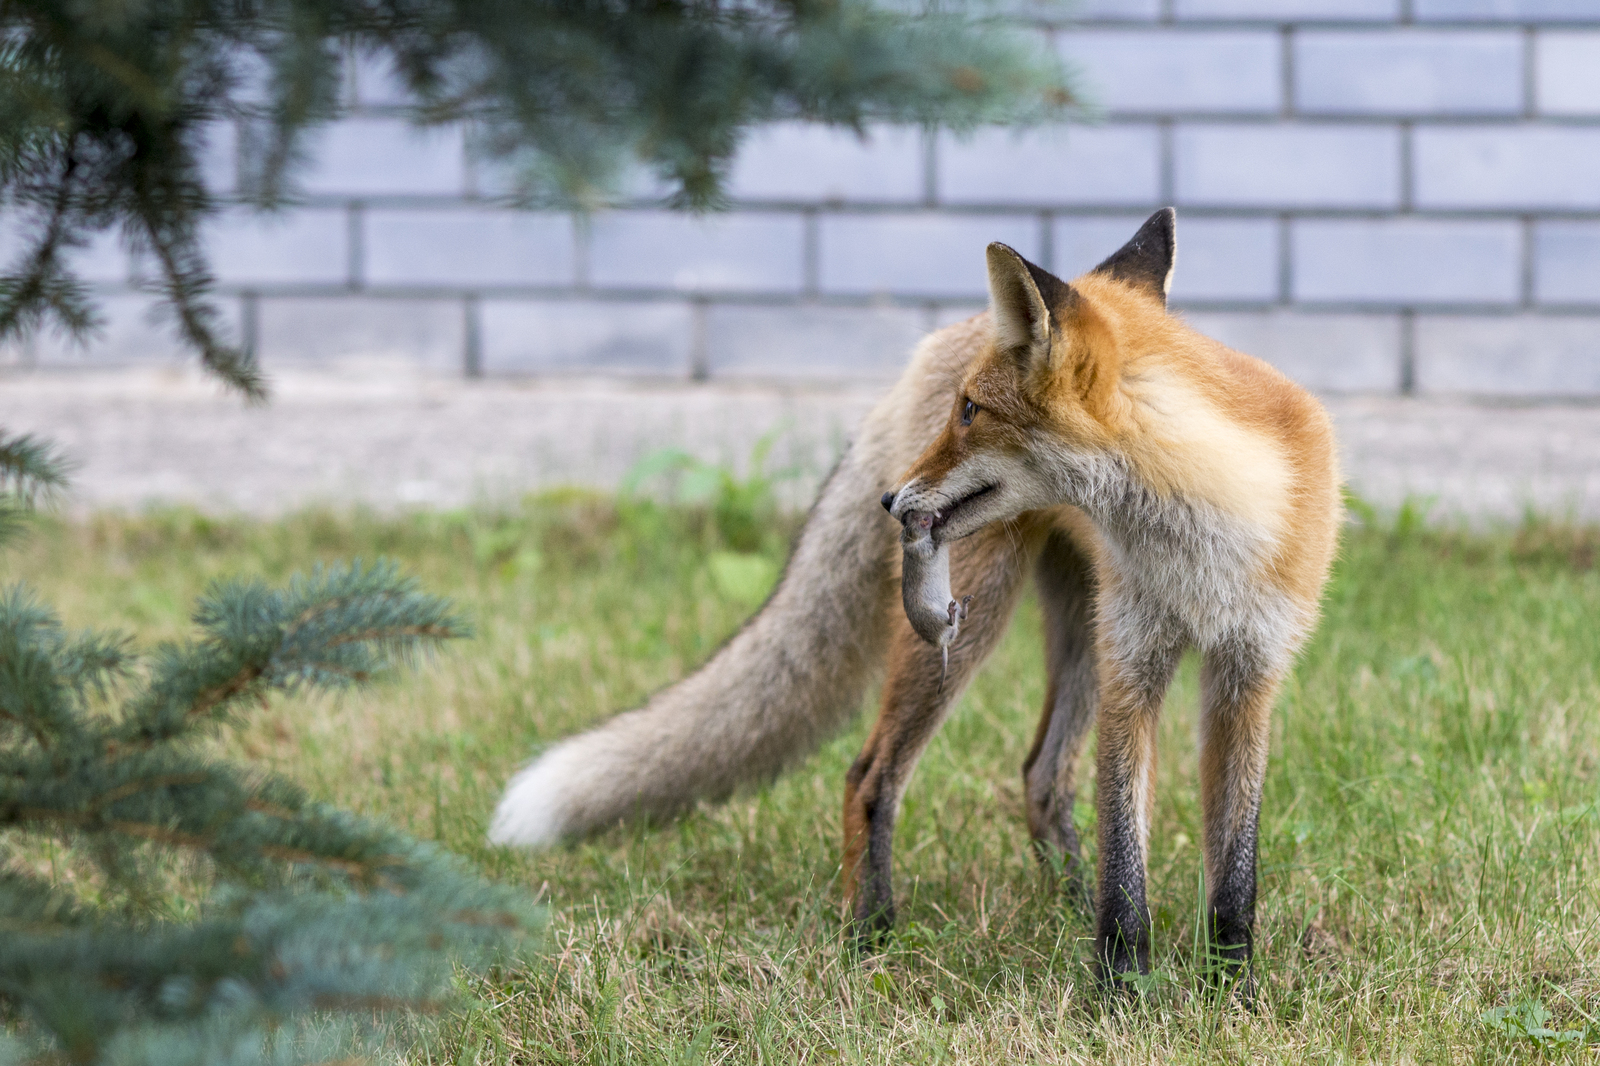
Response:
[13,487,1600,1063]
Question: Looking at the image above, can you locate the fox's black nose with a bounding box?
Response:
[880,490,895,513]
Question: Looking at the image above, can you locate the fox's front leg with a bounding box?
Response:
[844,520,1040,948]
[1093,616,1184,987]
[1198,644,1282,990]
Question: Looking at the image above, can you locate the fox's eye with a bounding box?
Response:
[961,399,978,426]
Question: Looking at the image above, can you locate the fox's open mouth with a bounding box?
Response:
[930,483,997,532]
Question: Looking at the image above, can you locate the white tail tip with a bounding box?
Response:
[487,744,583,847]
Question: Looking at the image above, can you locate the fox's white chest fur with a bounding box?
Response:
[1054,449,1309,680]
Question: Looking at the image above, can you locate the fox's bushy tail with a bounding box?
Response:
[488,422,899,847]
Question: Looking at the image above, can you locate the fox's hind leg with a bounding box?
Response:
[1022,525,1098,900]
[1198,641,1283,991]
[843,518,1044,948]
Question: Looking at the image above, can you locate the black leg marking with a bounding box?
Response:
[1206,796,1260,981]
[1095,812,1152,987]
[855,793,899,949]
[1198,640,1279,997]
[1090,610,1184,990]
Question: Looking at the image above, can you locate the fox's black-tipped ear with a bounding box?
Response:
[986,243,1072,366]
[1092,207,1177,305]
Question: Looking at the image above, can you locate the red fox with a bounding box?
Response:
[490,209,1342,986]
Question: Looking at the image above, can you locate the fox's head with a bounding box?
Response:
[882,208,1179,543]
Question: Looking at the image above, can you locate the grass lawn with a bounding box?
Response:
[14,492,1600,1064]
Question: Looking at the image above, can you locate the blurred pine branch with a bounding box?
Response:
[0,0,1079,398]
[0,448,541,1064]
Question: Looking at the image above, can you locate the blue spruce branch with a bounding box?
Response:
[0,550,540,1064]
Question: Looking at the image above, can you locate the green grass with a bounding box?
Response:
[13,497,1600,1063]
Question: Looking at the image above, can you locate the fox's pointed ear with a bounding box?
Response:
[986,242,1072,372]
[1092,207,1176,305]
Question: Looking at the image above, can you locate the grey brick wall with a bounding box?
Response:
[10,0,1600,396]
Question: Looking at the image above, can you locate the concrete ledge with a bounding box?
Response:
[2,369,1596,521]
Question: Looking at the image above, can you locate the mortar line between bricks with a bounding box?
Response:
[689,298,710,382]
[1399,122,1414,213]
[1158,120,1175,205]
[1400,309,1416,395]
[59,282,1600,317]
[980,17,1600,31]
[1278,214,1293,305]
[223,110,1600,150]
[462,296,482,379]
[227,156,1600,214]
[346,202,365,290]
[68,283,1600,312]
[241,292,259,361]
[1522,26,1537,118]
[1280,25,1295,120]
[802,209,820,298]
[1520,216,1536,307]
[573,214,591,291]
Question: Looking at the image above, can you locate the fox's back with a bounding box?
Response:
[1190,332,1342,606]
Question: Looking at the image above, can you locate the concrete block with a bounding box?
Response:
[1035,0,1160,21]
[933,304,988,329]
[1055,213,1282,303]
[65,229,133,286]
[1181,310,1401,392]
[1536,32,1600,116]
[26,294,240,367]
[938,126,1161,206]
[728,123,922,203]
[206,209,349,287]
[471,151,673,204]
[298,118,465,198]
[1415,127,1600,209]
[0,211,131,287]
[587,211,804,294]
[819,213,1041,298]
[1534,221,1600,305]
[705,305,929,380]
[1292,218,1521,304]
[1416,315,1600,396]
[480,299,693,376]
[227,46,273,107]
[364,209,576,287]
[1295,31,1522,115]
[1415,0,1600,22]
[256,297,463,372]
[1168,217,1280,303]
[351,50,415,107]
[1175,124,1401,208]
[1175,0,1397,17]
[1052,215,1152,278]
[197,120,237,196]
[1058,30,1281,114]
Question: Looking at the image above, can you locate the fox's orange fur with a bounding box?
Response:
[491,210,1341,988]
